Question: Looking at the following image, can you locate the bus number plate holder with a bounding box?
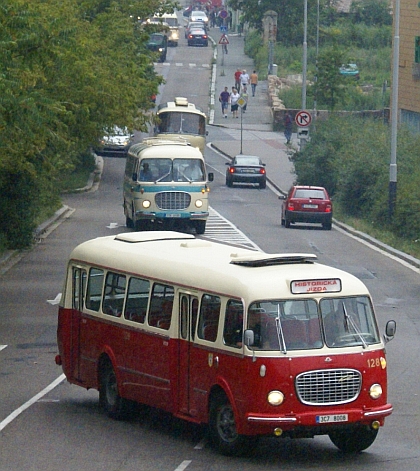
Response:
[316,414,348,424]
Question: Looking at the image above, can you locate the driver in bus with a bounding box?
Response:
[140,162,153,181]
[184,162,203,181]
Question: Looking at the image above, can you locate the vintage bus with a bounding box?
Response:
[56,231,396,456]
[154,97,207,154]
[123,137,213,234]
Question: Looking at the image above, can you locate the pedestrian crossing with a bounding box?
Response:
[155,62,211,68]
[203,207,261,251]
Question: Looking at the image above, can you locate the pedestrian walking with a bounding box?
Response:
[250,70,258,96]
[234,69,242,92]
[239,70,249,89]
[284,111,293,144]
[230,87,240,118]
[219,86,230,118]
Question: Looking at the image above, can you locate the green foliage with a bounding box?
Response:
[291,116,420,247]
[349,0,392,26]
[0,0,171,249]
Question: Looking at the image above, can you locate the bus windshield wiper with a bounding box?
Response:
[275,305,287,354]
[342,303,367,349]
[156,171,171,183]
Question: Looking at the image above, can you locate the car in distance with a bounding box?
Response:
[185,21,207,38]
[225,155,266,189]
[187,28,208,47]
[280,185,332,230]
[96,127,133,157]
[189,10,209,24]
[146,32,168,62]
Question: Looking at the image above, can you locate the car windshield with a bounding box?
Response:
[235,157,260,166]
[138,158,205,182]
[245,296,380,351]
[294,189,326,199]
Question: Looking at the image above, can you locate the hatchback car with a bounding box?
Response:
[185,21,207,38]
[225,155,266,189]
[146,33,168,62]
[280,185,332,230]
[187,28,208,47]
[96,127,133,157]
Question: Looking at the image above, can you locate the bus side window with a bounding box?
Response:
[72,267,87,311]
[148,283,174,329]
[124,277,150,324]
[85,268,104,312]
[223,300,244,348]
[102,272,126,317]
[198,294,221,342]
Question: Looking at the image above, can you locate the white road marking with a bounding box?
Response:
[0,374,65,432]
[0,345,7,351]
[47,293,62,305]
[174,460,192,471]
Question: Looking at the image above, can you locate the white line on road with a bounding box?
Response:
[174,460,192,471]
[0,374,65,432]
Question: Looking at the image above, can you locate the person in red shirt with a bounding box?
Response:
[234,69,242,92]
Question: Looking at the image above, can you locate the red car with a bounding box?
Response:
[280,185,332,230]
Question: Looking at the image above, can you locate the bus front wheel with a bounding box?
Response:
[208,395,256,456]
[194,220,206,235]
[329,426,379,453]
[99,361,132,420]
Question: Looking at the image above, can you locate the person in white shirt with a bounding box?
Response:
[230,88,240,118]
[239,70,249,89]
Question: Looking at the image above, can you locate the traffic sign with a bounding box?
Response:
[218,34,229,45]
[295,110,312,127]
[219,9,228,19]
[237,97,247,108]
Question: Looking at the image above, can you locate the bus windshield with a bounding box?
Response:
[139,158,205,182]
[157,112,206,136]
[247,296,380,351]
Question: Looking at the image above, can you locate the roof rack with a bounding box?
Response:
[230,253,317,267]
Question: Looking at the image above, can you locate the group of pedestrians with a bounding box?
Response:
[219,69,259,118]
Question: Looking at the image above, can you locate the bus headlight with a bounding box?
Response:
[195,199,203,208]
[267,390,284,406]
[142,200,151,209]
[369,383,382,399]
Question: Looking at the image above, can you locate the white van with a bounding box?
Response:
[152,12,179,46]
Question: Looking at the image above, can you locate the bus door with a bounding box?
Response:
[178,293,199,416]
[71,266,86,382]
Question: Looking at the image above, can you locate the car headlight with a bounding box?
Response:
[267,390,284,406]
[195,199,203,208]
[158,48,163,52]
[369,383,383,399]
[142,200,151,209]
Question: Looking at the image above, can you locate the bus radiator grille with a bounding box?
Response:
[155,191,191,210]
[295,369,362,405]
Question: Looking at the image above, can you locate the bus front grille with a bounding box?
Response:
[295,369,362,405]
[155,191,191,210]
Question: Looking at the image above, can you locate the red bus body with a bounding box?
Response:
[56,232,395,455]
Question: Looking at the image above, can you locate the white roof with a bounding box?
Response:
[70,232,370,301]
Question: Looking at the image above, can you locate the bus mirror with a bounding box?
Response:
[208,172,214,182]
[132,172,138,181]
[244,329,254,347]
[384,320,396,343]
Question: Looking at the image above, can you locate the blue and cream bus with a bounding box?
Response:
[123,137,213,234]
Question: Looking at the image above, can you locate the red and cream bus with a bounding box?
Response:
[56,231,396,455]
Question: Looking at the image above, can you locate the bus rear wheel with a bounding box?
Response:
[329,426,379,453]
[208,395,256,456]
[99,361,133,420]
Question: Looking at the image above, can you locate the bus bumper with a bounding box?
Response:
[135,211,209,220]
[244,404,393,435]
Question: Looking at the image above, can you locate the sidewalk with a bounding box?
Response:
[207,30,295,194]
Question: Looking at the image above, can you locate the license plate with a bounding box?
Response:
[166,214,181,218]
[303,204,318,209]
[316,414,348,424]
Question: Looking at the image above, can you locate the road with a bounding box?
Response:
[0,23,419,471]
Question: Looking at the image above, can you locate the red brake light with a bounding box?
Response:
[203,35,208,39]
[287,202,295,211]
[325,204,332,213]
[259,168,266,175]
[229,167,235,174]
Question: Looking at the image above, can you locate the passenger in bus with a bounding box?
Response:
[140,163,153,181]
[184,162,203,181]
[248,308,264,348]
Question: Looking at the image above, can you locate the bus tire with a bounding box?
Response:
[208,395,255,456]
[194,220,206,235]
[329,427,378,453]
[99,361,132,420]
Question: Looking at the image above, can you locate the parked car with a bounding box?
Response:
[339,63,360,79]
[96,127,133,157]
[225,155,266,189]
[280,185,332,230]
[189,10,208,24]
[146,33,168,62]
[185,21,207,38]
[187,28,208,47]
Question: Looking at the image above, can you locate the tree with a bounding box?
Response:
[0,0,178,249]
